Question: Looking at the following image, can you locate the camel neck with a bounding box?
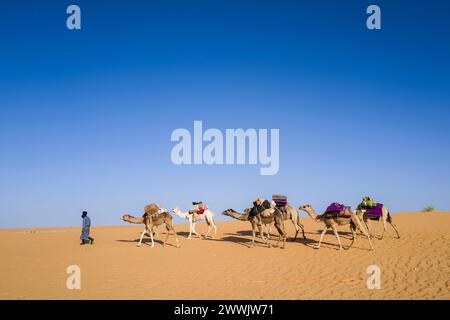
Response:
[126,216,145,224]
[225,210,247,221]
[174,210,187,219]
[306,208,319,221]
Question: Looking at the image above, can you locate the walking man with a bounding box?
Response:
[80,211,94,245]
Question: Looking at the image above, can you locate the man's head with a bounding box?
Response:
[253,198,264,207]
[81,211,88,218]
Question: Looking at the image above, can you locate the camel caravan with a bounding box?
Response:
[121,195,400,251]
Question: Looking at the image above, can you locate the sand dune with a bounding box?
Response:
[0,212,449,300]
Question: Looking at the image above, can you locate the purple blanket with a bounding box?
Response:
[326,203,347,213]
[366,203,383,218]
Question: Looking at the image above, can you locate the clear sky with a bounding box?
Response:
[1,0,449,228]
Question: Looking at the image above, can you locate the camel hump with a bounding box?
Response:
[144,203,161,215]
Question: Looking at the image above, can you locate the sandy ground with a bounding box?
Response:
[0,212,449,300]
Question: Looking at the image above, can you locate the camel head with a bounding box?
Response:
[222,208,236,215]
[222,209,231,215]
[121,214,131,221]
[299,204,320,221]
[299,204,312,212]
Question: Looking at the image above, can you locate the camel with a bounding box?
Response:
[233,208,273,239]
[120,212,180,248]
[355,205,400,239]
[171,207,217,239]
[299,204,373,251]
[244,203,306,241]
[222,206,287,249]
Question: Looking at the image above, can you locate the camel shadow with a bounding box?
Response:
[220,232,289,248]
[175,231,191,238]
[297,230,374,251]
[219,235,253,247]
[218,233,279,248]
[116,237,179,248]
[234,230,319,247]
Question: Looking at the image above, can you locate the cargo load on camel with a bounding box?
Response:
[359,197,383,220]
[272,194,287,207]
[189,201,208,215]
[325,202,352,218]
[365,203,384,220]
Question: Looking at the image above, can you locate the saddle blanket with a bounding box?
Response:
[272,194,287,207]
[365,203,383,219]
[196,204,208,214]
[326,202,347,213]
[325,203,352,218]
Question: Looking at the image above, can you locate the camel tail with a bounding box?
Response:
[387,211,393,223]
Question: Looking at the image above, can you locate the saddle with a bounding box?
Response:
[364,203,383,220]
[272,194,287,207]
[272,195,289,217]
[190,202,208,215]
[325,202,352,218]
[250,199,273,218]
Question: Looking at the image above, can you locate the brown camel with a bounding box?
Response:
[356,204,400,239]
[299,204,373,251]
[244,203,306,241]
[222,207,287,249]
[120,212,180,248]
[238,208,273,240]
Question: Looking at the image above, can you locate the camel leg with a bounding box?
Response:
[162,223,180,248]
[331,225,343,251]
[291,220,299,242]
[380,218,387,240]
[298,221,306,239]
[204,224,211,238]
[250,225,256,248]
[149,227,154,248]
[162,228,170,247]
[351,215,373,250]
[211,221,218,239]
[266,225,271,241]
[187,220,193,239]
[315,228,328,249]
[137,228,147,247]
[364,219,373,238]
[390,221,400,239]
[274,224,286,249]
[346,223,357,250]
[172,227,181,248]
[259,224,271,247]
[192,222,201,238]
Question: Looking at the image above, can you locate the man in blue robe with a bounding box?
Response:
[80,211,94,245]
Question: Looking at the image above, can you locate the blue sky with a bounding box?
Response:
[1,0,449,228]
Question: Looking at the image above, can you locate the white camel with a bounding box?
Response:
[172,207,218,239]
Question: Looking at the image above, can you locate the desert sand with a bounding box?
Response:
[0,212,449,300]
